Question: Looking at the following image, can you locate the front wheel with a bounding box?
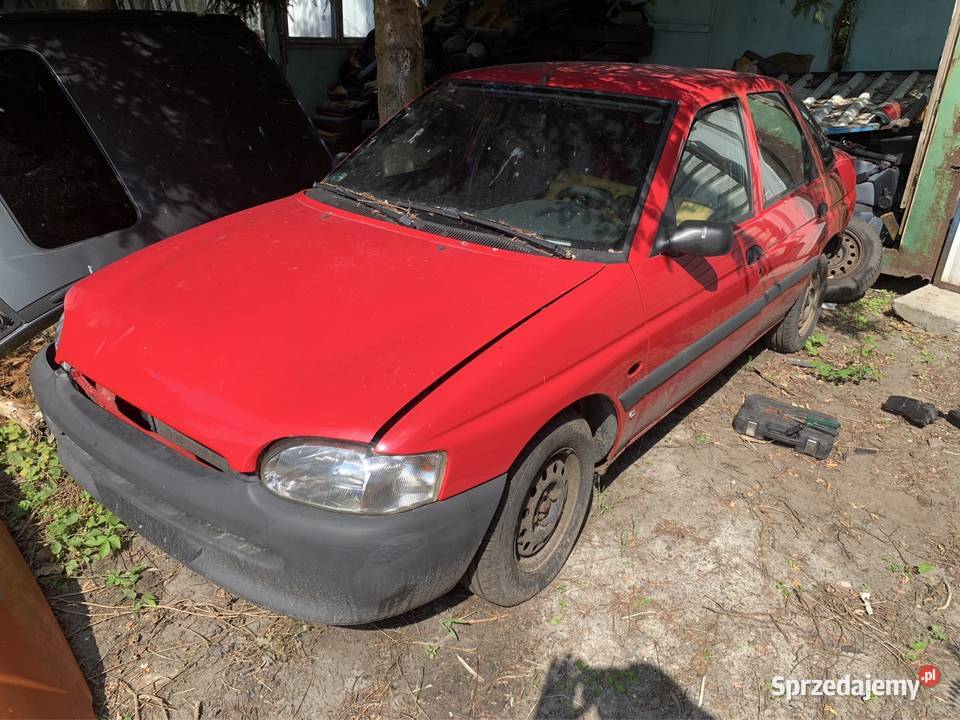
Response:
[464,412,595,606]
[766,256,827,354]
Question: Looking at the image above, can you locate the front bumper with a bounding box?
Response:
[31,346,505,625]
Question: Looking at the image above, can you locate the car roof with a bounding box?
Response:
[450,62,784,105]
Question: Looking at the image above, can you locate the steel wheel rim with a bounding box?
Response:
[799,272,823,336]
[516,448,579,567]
[827,230,863,279]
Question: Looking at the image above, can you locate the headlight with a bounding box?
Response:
[260,440,445,515]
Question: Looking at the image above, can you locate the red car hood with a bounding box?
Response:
[57,194,601,471]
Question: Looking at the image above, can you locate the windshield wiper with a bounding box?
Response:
[395,200,573,259]
[316,185,572,259]
[314,182,419,229]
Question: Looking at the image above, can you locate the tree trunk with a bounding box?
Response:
[373,0,424,123]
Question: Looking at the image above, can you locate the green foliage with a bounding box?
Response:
[783,0,832,25]
[441,616,470,640]
[1,421,125,575]
[594,488,612,517]
[804,333,827,356]
[905,625,948,662]
[858,290,896,316]
[887,560,935,580]
[632,595,653,609]
[907,638,929,662]
[806,336,878,384]
[105,564,158,611]
[807,358,876,384]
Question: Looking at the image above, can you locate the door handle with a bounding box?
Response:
[816,202,828,219]
[746,245,764,265]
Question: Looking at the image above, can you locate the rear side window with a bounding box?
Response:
[0,49,136,249]
[792,94,836,169]
[747,92,817,205]
[663,101,752,230]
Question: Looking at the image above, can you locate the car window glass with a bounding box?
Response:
[663,101,751,231]
[0,49,137,249]
[748,92,817,204]
[329,82,669,251]
[792,94,836,169]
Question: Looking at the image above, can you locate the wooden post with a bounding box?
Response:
[373,0,424,123]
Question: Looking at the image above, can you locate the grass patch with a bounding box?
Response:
[906,625,949,662]
[804,333,827,357]
[105,564,157,611]
[805,335,879,384]
[2,420,125,575]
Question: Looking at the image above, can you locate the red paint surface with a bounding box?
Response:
[57,64,855,499]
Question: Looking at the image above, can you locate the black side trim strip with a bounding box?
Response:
[619,257,819,409]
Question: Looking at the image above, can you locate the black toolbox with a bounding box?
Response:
[733,395,840,460]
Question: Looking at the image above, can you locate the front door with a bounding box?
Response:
[622,98,765,438]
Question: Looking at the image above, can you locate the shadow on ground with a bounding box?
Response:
[534,655,714,719]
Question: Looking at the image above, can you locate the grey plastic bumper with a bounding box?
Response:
[31,346,505,625]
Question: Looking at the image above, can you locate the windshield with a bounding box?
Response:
[327,81,669,251]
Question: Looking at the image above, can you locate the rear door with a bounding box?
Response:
[742,91,829,294]
[791,94,852,238]
[623,99,766,436]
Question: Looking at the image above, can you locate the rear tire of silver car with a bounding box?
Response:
[823,218,883,303]
[464,412,595,606]
[765,256,827,354]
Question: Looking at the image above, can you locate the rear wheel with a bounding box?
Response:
[824,218,883,303]
[465,413,595,606]
[766,256,827,354]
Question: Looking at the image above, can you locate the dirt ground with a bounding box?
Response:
[2,285,959,720]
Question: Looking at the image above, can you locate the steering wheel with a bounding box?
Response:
[556,185,615,211]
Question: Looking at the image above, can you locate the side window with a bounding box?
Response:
[663,101,752,231]
[748,92,817,204]
[0,49,137,249]
[792,94,836,169]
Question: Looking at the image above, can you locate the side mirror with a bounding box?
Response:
[657,221,734,257]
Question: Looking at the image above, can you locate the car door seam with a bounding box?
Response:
[619,256,819,410]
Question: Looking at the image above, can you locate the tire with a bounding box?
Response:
[766,256,827,354]
[465,412,595,606]
[823,218,883,303]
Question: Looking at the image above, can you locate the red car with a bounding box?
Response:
[32,64,855,624]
